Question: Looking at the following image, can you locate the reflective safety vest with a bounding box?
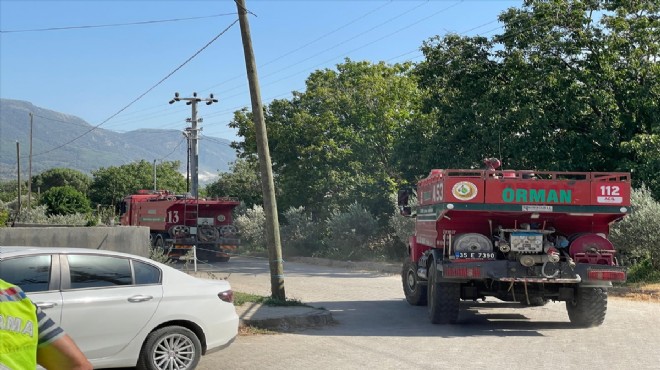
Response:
[0,279,38,370]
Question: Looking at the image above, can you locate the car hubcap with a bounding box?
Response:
[153,333,195,370]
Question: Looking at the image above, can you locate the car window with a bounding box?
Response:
[133,260,161,285]
[67,255,132,289]
[0,255,52,292]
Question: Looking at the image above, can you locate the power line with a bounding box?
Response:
[200,1,462,110]
[0,13,236,34]
[199,0,397,94]
[32,19,239,157]
[159,137,186,161]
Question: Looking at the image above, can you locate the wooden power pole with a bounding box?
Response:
[236,0,286,300]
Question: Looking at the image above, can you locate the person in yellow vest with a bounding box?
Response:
[0,278,92,370]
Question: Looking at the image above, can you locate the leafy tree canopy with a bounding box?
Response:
[230,59,425,220]
[414,0,659,196]
[206,157,263,208]
[39,185,91,216]
[89,160,186,206]
[32,168,91,195]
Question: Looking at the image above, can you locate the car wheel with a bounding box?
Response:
[137,326,202,370]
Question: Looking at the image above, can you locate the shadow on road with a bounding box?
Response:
[297,299,577,338]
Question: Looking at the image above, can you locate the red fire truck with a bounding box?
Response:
[119,190,240,262]
[398,159,630,327]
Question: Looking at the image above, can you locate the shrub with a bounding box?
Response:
[322,203,378,260]
[280,206,323,257]
[40,186,91,216]
[610,186,660,270]
[235,204,266,253]
[626,257,660,284]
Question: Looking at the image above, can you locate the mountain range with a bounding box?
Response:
[0,98,237,184]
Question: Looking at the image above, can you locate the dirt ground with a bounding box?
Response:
[610,283,660,303]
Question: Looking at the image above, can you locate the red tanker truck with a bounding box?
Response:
[398,159,630,327]
[119,190,240,262]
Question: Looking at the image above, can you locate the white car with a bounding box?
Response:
[0,246,238,369]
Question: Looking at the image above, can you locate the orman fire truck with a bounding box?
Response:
[119,190,240,262]
[398,159,630,327]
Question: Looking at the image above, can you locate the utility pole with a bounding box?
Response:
[28,112,33,209]
[237,0,286,300]
[169,92,217,198]
[153,159,157,192]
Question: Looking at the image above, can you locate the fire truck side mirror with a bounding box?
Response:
[397,189,409,207]
[397,189,414,217]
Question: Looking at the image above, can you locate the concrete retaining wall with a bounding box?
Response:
[0,226,150,257]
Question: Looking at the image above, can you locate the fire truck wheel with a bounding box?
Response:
[566,287,607,328]
[402,260,427,306]
[136,326,201,370]
[427,260,460,324]
[154,235,165,249]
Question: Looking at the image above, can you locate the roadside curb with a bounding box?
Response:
[235,303,334,332]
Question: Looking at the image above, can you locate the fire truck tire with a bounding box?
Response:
[566,287,607,328]
[136,325,201,370]
[402,260,427,306]
[427,261,460,324]
[154,235,165,249]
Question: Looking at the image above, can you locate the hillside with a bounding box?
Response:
[0,99,236,184]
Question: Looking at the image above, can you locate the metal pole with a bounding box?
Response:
[153,159,157,191]
[28,112,33,209]
[237,0,286,300]
[190,99,199,199]
[16,141,21,217]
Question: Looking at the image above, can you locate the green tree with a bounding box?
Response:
[0,180,25,203]
[89,160,186,206]
[32,168,91,195]
[231,59,424,220]
[413,0,659,197]
[40,186,91,216]
[206,157,263,208]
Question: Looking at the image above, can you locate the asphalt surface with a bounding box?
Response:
[186,256,660,370]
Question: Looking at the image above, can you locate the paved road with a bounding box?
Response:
[195,257,660,370]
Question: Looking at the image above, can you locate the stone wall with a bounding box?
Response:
[0,226,150,257]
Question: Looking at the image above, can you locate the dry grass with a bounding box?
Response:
[238,324,278,336]
[610,283,660,303]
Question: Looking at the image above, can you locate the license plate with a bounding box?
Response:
[455,252,495,259]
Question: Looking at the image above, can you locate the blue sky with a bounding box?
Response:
[0,0,520,143]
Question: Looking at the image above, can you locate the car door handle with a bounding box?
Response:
[35,302,58,309]
[128,295,153,303]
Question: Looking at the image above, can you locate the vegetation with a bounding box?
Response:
[206,157,263,208]
[610,187,660,271]
[233,291,307,307]
[89,160,186,207]
[32,168,91,195]
[40,186,91,216]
